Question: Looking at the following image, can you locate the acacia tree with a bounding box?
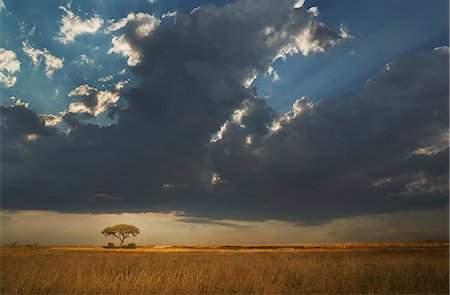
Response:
[101,224,140,247]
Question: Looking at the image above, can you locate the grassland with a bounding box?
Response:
[1,242,448,294]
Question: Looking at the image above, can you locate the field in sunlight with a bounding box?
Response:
[1,242,448,294]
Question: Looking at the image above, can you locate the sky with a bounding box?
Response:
[0,0,448,245]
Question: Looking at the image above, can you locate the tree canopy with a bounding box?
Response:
[101,224,140,247]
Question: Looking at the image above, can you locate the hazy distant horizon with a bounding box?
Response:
[1,206,448,246]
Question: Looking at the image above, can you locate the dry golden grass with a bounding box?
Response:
[1,242,448,294]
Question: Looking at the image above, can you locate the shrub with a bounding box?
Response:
[103,243,115,249]
[103,242,136,249]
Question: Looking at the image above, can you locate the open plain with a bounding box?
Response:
[0,242,448,294]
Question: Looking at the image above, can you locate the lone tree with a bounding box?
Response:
[101,224,140,247]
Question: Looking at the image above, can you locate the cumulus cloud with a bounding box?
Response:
[34,82,126,129]
[57,4,103,44]
[0,0,5,12]
[0,0,447,224]
[268,96,314,133]
[274,22,350,59]
[107,13,160,66]
[40,113,63,127]
[307,6,319,16]
[206,48,447,221]
[0,48,20,88]
[106,12,159,37]
[67,84,121,117]
[22,41,64,78]
[293,0,305,8]
[266,65,280,82]
[8,96,29,108]
[108,35,142,66]
[433,45,450,55]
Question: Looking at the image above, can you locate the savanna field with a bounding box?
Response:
[0,242,448,295]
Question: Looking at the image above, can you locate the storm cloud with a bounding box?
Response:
[1,0,448,223]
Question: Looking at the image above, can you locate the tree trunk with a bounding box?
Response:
[119,238,124,247]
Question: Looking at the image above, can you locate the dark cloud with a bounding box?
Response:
[1,104,56,163]
[89,193,123,202]
[1,0,447,223]
[175,217,248,228]
[205,48,449,222]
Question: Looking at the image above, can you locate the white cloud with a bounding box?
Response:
[190,6,200,14]
[410,132,449,156]
[210,172,222,186]
[399,173,447,197]
[76,54,94,65]
[0,0,5,12]
[412,146,445,156]
[339,24,352,39]
[114,80,129,90]
[22,41,64,78]
[106,12,159,38]
[0,48,20,88]
[293,0,305,8]
[98,75,113,82]
[267,65,280,82]
[105,18,129,34]
[68,84,96,97]
[147,0,157,4]
[245,135,253,145]
[162,11,177,19]
[272,71,280,81]
[210,121,230,143]
[243,70,257,87]
[25,134,39,141]
[9,96,28,108]
[57,4,103,44]
[433,45,450,55]
[232,105,248,127]
[106,13,159,67]
[108,35,142,66]
[372,177,392,187]
[277,29,326,58]
[42,54,64,78]
[307,6,319,17]
[269,96,315,133]
[68,84,120,117]
[273,22,352,61]
[41,114,63,127]
[67,102,91,114]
